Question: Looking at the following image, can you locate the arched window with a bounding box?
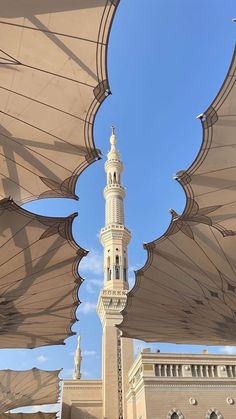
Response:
[123,257,127,281]
[115,255,120,279]
[167,409,184,419]
[115,266,120,279]
[113,172,117,183]
[206,409,223,419]
[107,256,111,281]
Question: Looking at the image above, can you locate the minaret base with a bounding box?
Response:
[97,288,133,419]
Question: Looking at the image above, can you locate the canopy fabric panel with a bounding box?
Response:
[0,197,86,348]
[0,0,120,204]
[175,46,236,236]
[0,414,56,419]
[0,369,59,413]
[120,47,236,345]
[121,219,236,345]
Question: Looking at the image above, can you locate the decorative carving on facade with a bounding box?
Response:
[154,362,236,379]
[189,397,197,405]
[205,409,223,419]
[226,396,234,405]
[167,408,185,419]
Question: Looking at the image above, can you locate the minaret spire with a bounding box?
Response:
[111,125,115,139]
[110,126,117,150]
[73,334,82,380]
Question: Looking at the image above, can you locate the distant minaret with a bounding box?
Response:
[97,128,134,419]
[73,335,82,380]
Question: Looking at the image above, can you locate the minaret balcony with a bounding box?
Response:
[101,224,131,234]
[100,225,131,245]
[104,183,125,197]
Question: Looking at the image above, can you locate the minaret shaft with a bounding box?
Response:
[97,128,133,419]
[73,335,82,380]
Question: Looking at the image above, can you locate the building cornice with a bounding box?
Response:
[129,352,236,378]
[63,379,102,387]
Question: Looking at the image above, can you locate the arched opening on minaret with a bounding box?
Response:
[115,255,120,279]
[107,256,111,281]
[124,258,127,281]
[113,172,117,183]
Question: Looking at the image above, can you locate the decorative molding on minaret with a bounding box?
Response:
[97,288,128,327]
[73,334,82,380]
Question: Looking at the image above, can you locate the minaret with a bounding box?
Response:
[73,335,82,380]
[97,128,134,419]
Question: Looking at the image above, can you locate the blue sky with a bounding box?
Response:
[1,0,236,403]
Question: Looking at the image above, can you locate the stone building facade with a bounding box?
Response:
[61,380,102,419]
[127,350,236,419]
[62,349,236,419]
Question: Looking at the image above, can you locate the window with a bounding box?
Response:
[123,258,127,280]
[167,410,184,419]
[115,255,120,279]
[107,256,111,281]
[115,266,120,279]
[206,410,223,419]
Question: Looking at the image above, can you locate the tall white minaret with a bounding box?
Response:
[97,128,134,419]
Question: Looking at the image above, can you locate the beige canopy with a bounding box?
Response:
[0,414,56,419]
[0,0,119,204]
[0,369,59,413]
[0,197,86,348]
[120,47,236,345]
